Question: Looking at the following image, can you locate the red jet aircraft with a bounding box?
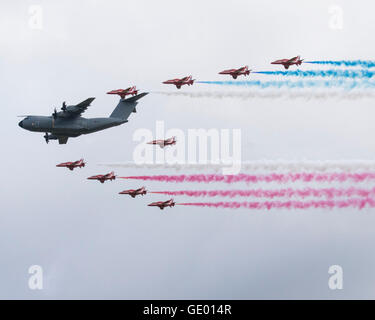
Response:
[119,187,147,198]
[87,171,116,183]
[107,86,138,99]
[147,136,176,148]
[162,76,194,89]
[271,56,303,69]
[218,66,251,79]
[148,199,175,210]
[56,159,85,171]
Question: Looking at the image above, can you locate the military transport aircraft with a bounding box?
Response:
[218,65,251,79]
[87,171,116,183]
[147,136,176,148]
[119,187,147,198]
[18,92,148,144]
[56,159,85,171]
[148,199,175,210]
[271,56,304,69]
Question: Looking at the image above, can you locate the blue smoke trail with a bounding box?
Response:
[305,60,375,68]
[196,79,375,90]
[254,69,375,79]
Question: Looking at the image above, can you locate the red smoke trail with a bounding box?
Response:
[121,172,375,183]
[177,198,375,210]
[151,187,375,199]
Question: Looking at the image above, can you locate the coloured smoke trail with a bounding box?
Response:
[153,90,375,100]
[176,198,375,210]
[304,60,375,68]
[151,187,375,199]
[254,69,375,79]
[120,172,375,184]
[101,160,375,172]
[196,79,375,90]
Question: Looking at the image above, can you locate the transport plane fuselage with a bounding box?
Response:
[18,93,148,144]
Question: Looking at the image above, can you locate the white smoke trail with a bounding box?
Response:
[153,90,375,100]
[99,160,375,173]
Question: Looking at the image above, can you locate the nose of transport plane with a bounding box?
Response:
[18,120,24,128]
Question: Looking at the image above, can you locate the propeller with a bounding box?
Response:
[61,101,67,112]
[52,108,58,119]
[43,133,49,144]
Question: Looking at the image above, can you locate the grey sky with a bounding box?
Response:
[1,0,375,299]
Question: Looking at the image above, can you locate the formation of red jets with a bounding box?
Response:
[57,58,303,208]
[83,134,176,205]
[161,56,304,89]
[119,187,175,209]
[103,56,303,97]
[56,159,175,210]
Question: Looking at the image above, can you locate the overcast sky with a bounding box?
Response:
[1,0,375,299]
